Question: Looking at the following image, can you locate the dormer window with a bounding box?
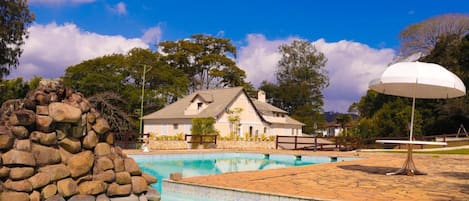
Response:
[197,102,203,110]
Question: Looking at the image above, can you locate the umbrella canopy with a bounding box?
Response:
[369,62,466,99]
[369,61,466,140]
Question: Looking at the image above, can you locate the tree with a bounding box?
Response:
[88,92,134,132]
[159,34,248,91]
[276,40,328,113]
[63,48,190,131]
[226,107,243,138]
[0,0,34,79]
[0,77,30,105]
[335,114,352,136]
[417,34,469,134]
[398,14,469,59]
[261,40,328,134]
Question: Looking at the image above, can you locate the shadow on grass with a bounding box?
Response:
[338,165,400,175]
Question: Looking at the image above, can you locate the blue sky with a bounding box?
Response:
[11,0,469,112]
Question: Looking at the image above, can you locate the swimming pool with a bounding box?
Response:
[131,152,354,200]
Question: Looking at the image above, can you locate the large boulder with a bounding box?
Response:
[48,102,82,123]
[2,149,36,167]
[0,133,14,150]
[42,184,58,200]
[28,172,51,189]
[14,139,32,152]
[124,158,141,176]
[57,178,78,197]
[106,183,131,197]
[67,151,94,178]
[78,180,107,195]
[92,170,115,183]
[11,126,29,139]
[38,164,70,181]
[30,131,57,146]
[36,115,54,133]
[31,143,61,166]
[94,143,111,156]
[94,157,114,173]
[9,109,35,126]
[0,191,30,201]
[115,172,131,185]
[82,130,98,149]
[4,179,33,192]
[58,137,82,154]
[92,118,110,135]
[9,167,34,180]
[131,176,148,194]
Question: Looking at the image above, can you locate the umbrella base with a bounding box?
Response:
[386,144,426,176]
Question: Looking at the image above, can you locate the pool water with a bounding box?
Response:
[131,152,348,196]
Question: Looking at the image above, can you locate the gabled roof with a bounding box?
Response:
[143,87,247,120]
[143,87,304,126]
[251,99,287,114]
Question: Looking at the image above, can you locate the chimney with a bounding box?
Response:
[258,90,266,102]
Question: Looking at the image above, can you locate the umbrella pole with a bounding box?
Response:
[409,95,415,141]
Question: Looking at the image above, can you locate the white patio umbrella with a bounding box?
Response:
[369,61,466,175]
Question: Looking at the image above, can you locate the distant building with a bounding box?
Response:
[143,87,304,137]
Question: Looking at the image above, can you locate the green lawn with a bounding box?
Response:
[379,148,469,155]
[414,149,469,155]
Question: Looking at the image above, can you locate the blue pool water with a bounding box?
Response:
[131,152,352,197]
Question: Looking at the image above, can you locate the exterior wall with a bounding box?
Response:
[143,119,192,136]
[216,92,267,137]
[144,90,304,137]
[270,124,302,136]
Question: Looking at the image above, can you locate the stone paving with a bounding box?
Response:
[125,149,469,201]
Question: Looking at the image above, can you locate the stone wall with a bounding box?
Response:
[149,140,276,150]
[0,80,160,201]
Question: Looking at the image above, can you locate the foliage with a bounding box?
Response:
[0,0,35,79]
[398,14,469,59]
[226,107,243,137]
[63,48,189,131]
[260,39,328,134]
[159,34,248,91]
[335,113,353,136]
[0,77,30,104]
[88,92,134,132]
[191,117,218,135]
[417,34,469,134]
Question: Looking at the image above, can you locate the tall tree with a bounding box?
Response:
[0,0,34,79]
[62,48,189,131]
[261,40,328,133]
[159,34,248,91]
[398,14,469,59]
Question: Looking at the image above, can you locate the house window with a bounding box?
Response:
[263,127,267,134]
[173,124,178,130]
[197,102,203,110]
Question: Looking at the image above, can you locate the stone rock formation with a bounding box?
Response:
[0,80,160,201]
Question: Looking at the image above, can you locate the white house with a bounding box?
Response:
[142,87,304,137]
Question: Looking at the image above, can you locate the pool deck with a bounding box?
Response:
[124,149,469,201]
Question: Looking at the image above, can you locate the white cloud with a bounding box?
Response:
[109,2,127,15]
[237,34,395,113]
[142,24,163,45]
[236,34,298,86]
[313,39,395,112]
[9,22,148,80]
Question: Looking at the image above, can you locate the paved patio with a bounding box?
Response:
[125,149,469,201]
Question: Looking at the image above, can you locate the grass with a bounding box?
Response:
[380,149,469,155]
[414,149,469,155]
